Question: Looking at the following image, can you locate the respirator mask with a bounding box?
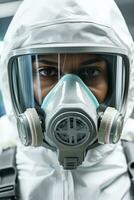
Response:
[8,46,129,169]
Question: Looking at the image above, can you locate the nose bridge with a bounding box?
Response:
[61,54,80,74]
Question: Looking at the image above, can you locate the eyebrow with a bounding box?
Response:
[81,58,106,66]
[35,57,106,67]
[39,58,58,65]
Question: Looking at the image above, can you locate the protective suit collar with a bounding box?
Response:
[16,142,132,200]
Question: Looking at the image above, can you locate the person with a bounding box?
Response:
[0,0,134,199]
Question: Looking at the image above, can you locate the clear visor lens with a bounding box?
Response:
[9,53,128,113]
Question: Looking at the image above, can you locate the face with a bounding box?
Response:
[33,54,108,104]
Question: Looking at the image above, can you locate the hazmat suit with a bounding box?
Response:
[0,0,134,199]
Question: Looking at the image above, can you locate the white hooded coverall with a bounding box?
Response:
[0,0,134,199]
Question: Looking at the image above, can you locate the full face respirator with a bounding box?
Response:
[8,46,129,169]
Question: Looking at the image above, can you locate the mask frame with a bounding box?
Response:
[8,45,130,116]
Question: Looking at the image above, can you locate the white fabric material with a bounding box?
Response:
[122,118,134,141]
[0,0,134,199]
[0,115,18,152]
[17,143,132,200]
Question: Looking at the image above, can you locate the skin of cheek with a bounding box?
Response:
[34,81,108,104]
[34,80,56,103]
[89,80,108,102]
[34,77,108,103]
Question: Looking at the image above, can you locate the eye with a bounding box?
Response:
[38,67,58,77]
[79,67,101,79]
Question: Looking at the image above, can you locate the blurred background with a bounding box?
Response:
[0,0,134,117]
[0,0,22,116]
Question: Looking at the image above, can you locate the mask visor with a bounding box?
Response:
[8,52,129,115]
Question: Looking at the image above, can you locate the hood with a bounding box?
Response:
[0,0,134,119]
